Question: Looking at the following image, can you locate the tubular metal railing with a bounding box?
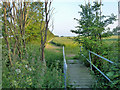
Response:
[80,46,115,83]
[63,46,67,88]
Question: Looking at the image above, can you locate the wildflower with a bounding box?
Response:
[15,69,21,74]
[12,80,18,86]
[25,65,28,68]
[28,68,32,71]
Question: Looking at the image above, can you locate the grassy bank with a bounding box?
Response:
[2,42,64,88]
[51,37,80,59]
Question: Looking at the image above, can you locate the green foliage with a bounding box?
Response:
[51,37,80,56]
[2,1,58,88]
[25,2,54,43]
[112,26,120,35]
[45,49,63,69]
[71,2,116,40]
[71,1,118,88]
[79,38,119,88]
[2,44,64,88]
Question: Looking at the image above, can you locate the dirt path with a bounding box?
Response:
[45,39,61,52]
[66,54,76,57]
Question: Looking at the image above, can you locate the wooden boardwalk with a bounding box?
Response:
[67,60,95,88]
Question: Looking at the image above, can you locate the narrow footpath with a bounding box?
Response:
[67,59,95,88]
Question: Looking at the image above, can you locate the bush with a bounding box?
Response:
[79,38,119,88]
[2,44,64,88]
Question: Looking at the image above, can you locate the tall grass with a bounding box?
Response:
[2,44,64,88]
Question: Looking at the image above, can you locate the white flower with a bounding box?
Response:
[12,80,18,86]
[14,81,17,85]
[15,69,21,74]
[25,65,28,68]
[28,68,32,71]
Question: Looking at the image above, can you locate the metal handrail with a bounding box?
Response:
[80,46,115,64]
[89,50,114,64]
[80,46,114,83]
[63,46,67,88]
[81,54,112,83]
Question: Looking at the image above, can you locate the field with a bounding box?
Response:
[50,37,80,59]
[102,35,119,61]
[49,35,119,61]
[102,35,118,39]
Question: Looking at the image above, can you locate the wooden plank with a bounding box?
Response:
[67,60,95,88]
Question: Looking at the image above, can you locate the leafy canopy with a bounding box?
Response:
[71,2,116,40]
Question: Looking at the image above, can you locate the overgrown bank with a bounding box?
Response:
[2,43,64,88]
[78,36,120,88]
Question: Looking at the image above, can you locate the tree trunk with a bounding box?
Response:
[3,2,12,66]
[22,2,26,49]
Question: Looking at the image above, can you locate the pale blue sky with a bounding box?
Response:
[51,0,118,36]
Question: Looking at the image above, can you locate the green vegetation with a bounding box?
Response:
[2,1,64,88]
[51,37,80,59]
[77,36,119,88]
[2,43,64,88]
[25,2,54,43]
[1,0,119,89]
[27,30,54,45]
[43,36,120,88]
[113,27,120,35]
[70,1,119,88]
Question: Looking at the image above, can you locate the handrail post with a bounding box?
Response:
[89,51,92,71]
[63,46,67,89]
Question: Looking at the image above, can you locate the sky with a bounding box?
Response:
[1,0,118,36]
[50,0,119,36]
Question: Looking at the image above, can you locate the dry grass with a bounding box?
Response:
[102,35,118,39]
[45,43,61,53]
[52,37,78,47]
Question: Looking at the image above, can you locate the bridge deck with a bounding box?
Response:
[67,60,95,88]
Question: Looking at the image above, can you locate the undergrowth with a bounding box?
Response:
[2,44,64,88]
[78,39,120,88]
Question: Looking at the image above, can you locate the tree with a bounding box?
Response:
[2,1,30,66]
[25,2,44,42]
[26,1,54,63]
[2,2,12,65]
[2,0,54,67]
[113,26,120,35]
[40,0,54,64]
[71,1,116,45]
[71,1,116,71]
